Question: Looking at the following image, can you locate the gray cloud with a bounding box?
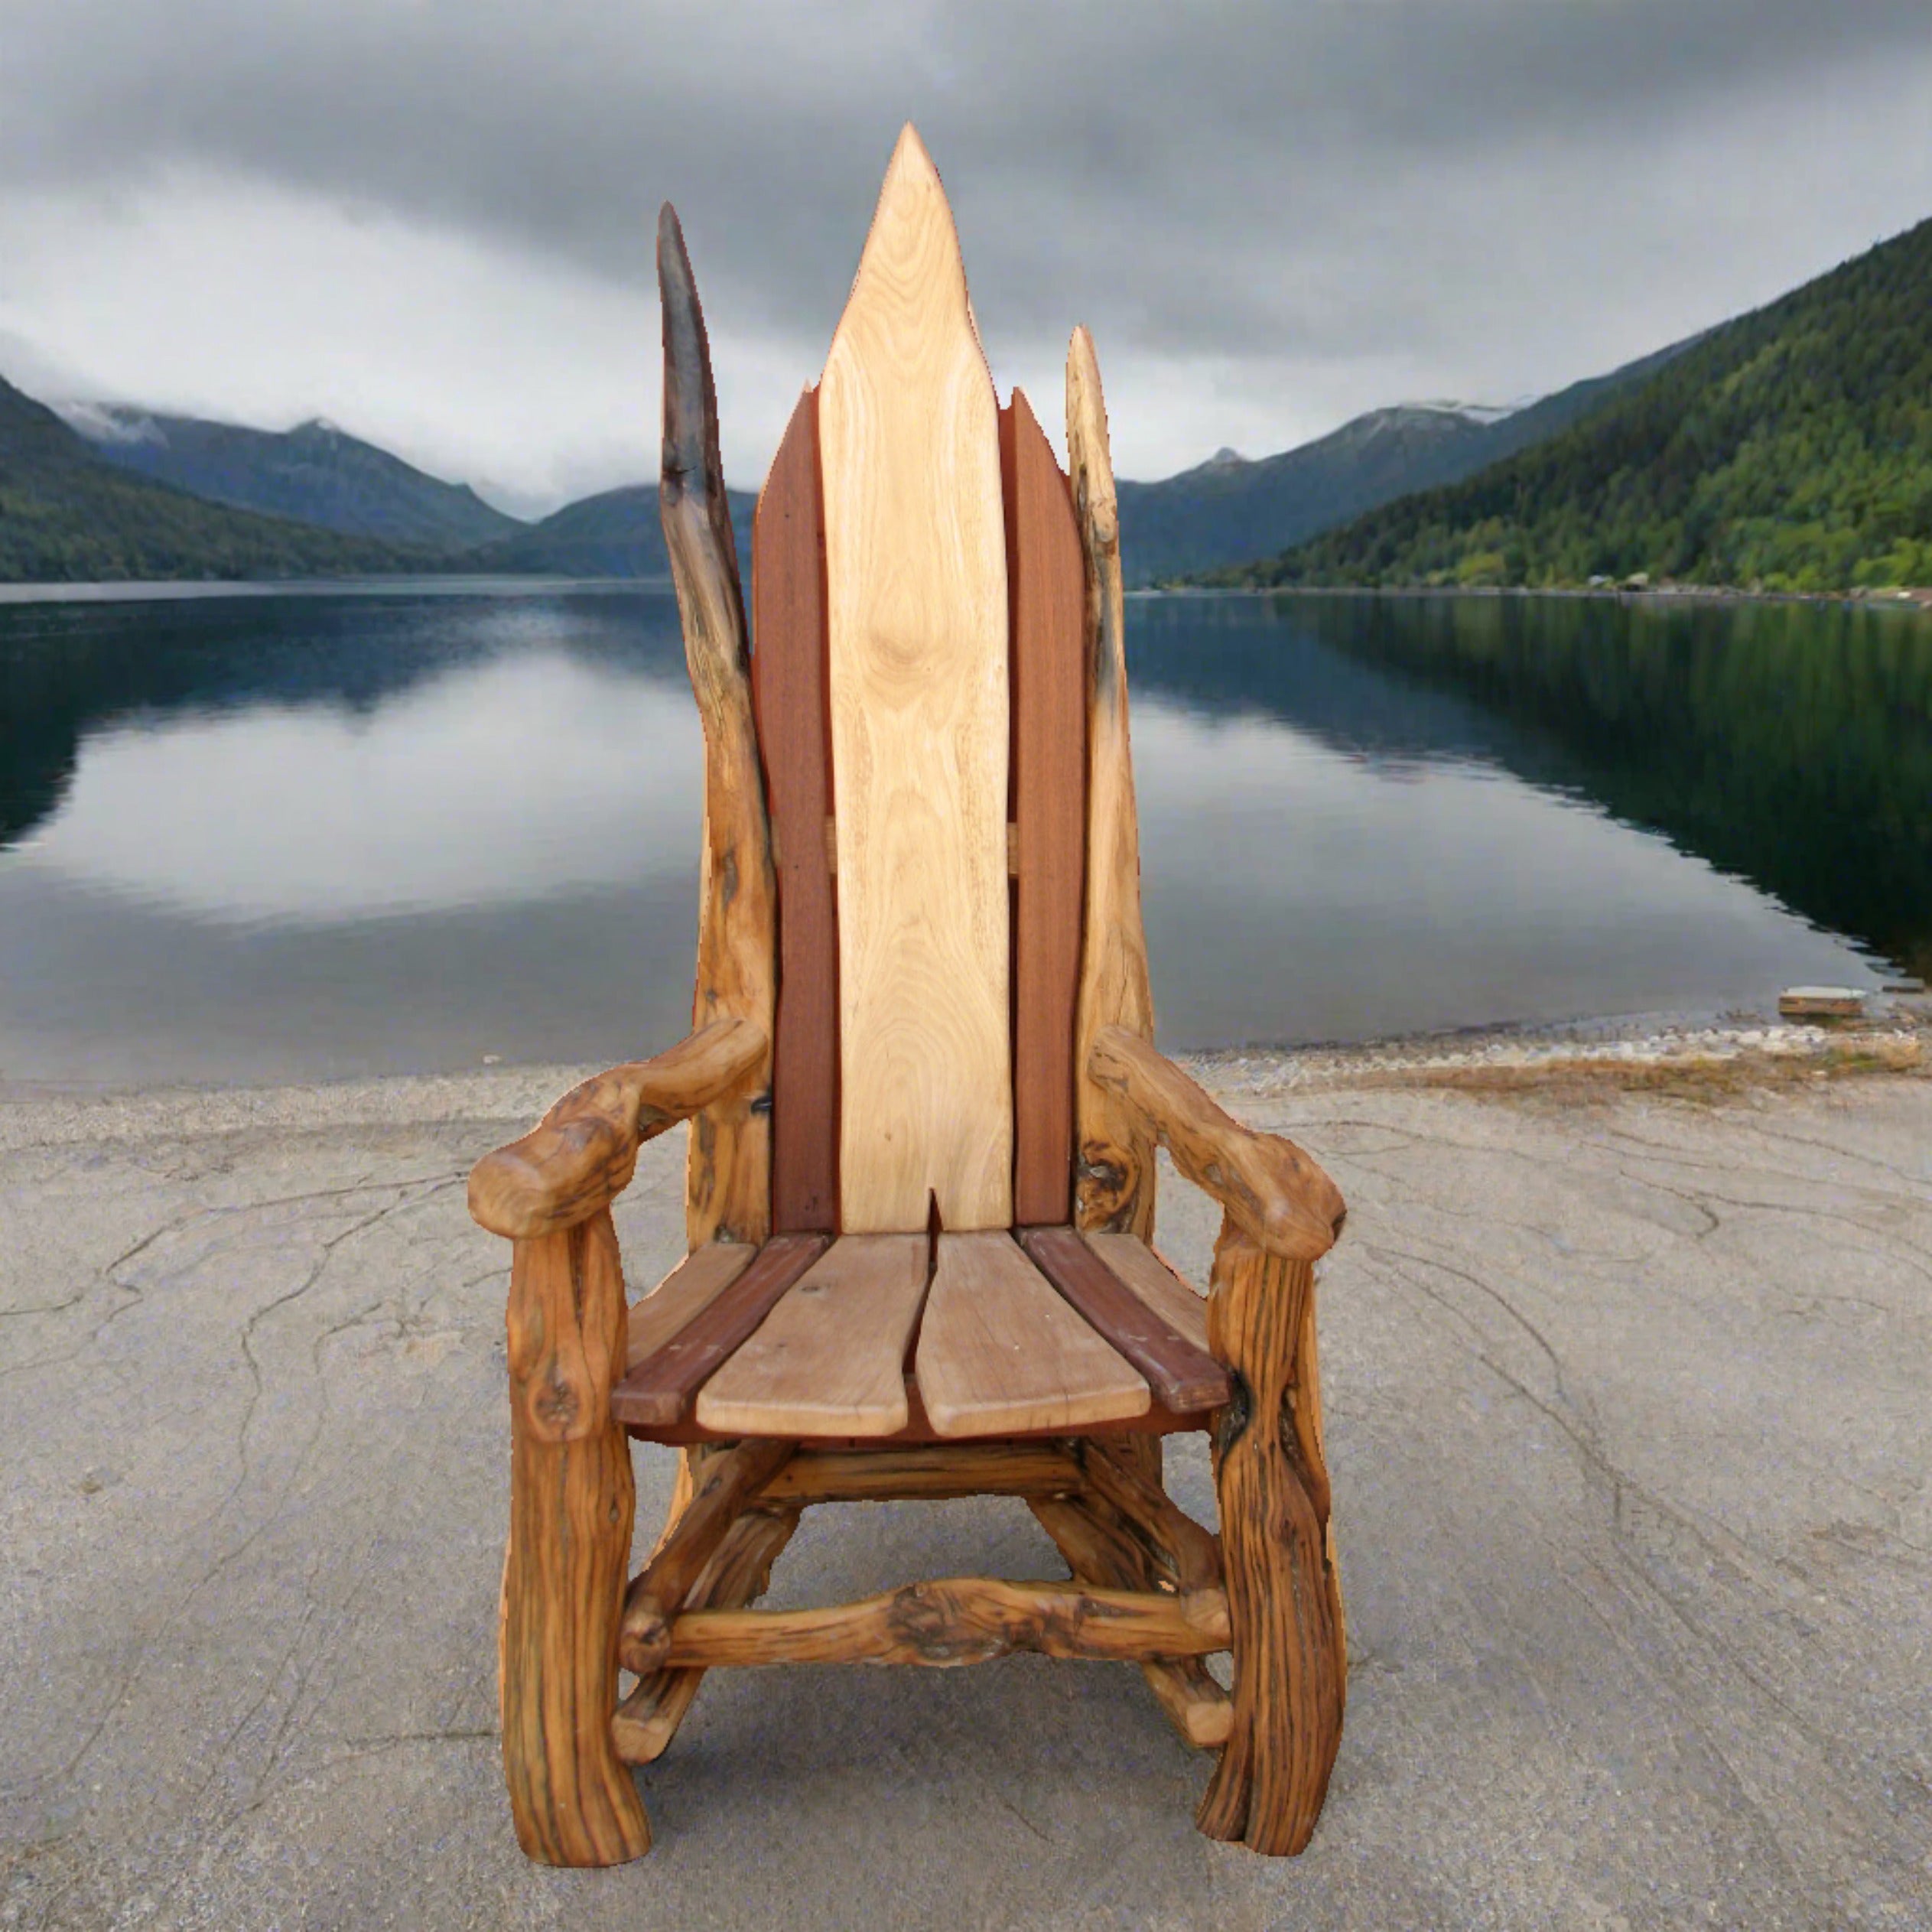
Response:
[5,1,1932,496]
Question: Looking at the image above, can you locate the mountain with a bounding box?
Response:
[0,374,418,582]
[1218,216,1932,594]
[58,405,522,549]
[1117,342,1690,588]
[460,482,756,579]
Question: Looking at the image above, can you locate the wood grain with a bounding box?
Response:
[613,1503,799,1765]
[499,1213,651,1864]
[1083,1231,1209,1354]
[1065,327,1157,1241]
[915,1230,1149,1436]
[659,203,777,1248]
[626,1242,756,1371]
[1089,1026,1345,1264]
[1030,1495,1232,1750]
[1195,1225,1345,1856]
[694,1233,930,1436]
[1003,390,1087,1226]
[752,385,839,1234]
[662,1576,1228,1668]
[470,1019,766,1240]
[620,1438,797,1673]
[1081,1439,1223,1592]
[1017,1225,1228,1414]
[610,1233,828,1428]
[818,123,1013,1232]
[759,1441,1082,1503]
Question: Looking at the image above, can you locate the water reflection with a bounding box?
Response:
[0,585,1917,1086]
[1130,592,1932,981]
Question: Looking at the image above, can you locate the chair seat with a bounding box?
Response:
[610,1227,1227,1442]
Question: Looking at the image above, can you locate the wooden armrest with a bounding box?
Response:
[469,1017,766,1239]
[1088,1026,1345,1263]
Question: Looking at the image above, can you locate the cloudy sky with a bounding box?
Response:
[5,2,1931,516]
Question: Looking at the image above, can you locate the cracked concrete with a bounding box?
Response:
[2,1063,1928,1930]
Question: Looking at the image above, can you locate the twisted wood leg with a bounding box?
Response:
[1196,1224,1344,1855]
[499,1212,652,1865]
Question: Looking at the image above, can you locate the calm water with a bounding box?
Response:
[2,584,1927,1088]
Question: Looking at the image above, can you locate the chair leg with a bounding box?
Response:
[499,1215,652,1865]
[1196,1224,1344,1856]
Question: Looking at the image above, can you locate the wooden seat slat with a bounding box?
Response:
[611,1234,829,1428]
[1018,1226,1228,1413]
[1081,1230,1212,1357]
[694,1233,930,1436]
[625,1242,758,1371]
[916,1230,1149,1437]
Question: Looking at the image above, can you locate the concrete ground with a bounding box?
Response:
[2,1060,1928,1931]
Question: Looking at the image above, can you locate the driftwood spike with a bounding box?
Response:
[658,203,777,1250]
[1065,328,1156,1240]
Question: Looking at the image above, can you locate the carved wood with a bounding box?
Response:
[752,385,840,1233]
[915,1230,1149,1436]
[613,1503,800,1765]
[626,1242,757,1371]
[1080,1439,1222,1592]
[1029,1494,1232,1751]
[1084,1229,1209,1353]
[819,124,1013,1232]
[610,1233,829,1428]
[1065,326,1157,1240]
[695,1233,929,1436]
[659,203,777,1248]
[470,1020,766,1240]
[662,1576,1228,1668]
[620,1437,797,1673]
[759,1441,1083,1504]
[499,1213,651,1864]
[1195,1225,1345,1856]
[1090,1026,1345,1264]
[1018,1225,1228,1413]
[1003,389,1088,1226]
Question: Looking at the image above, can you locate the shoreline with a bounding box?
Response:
[5,1005,1922,1150]
[1144,580,1932,613]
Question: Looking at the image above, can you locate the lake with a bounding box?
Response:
[2,583,1927,1089]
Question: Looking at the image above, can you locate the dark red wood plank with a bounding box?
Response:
[610,1234,831,1428]
[1003,392,1088,1226]
[1016,1225,1231,1414]
[752,388,839,1234]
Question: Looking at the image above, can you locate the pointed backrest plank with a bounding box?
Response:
[1003,392,1088,1227]
[818,126,1013,1233]
[752,388,840,1234]
[659,205,776,1249]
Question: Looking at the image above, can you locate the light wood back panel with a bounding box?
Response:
[752,388,840,1233]
[818,125,1013,1232]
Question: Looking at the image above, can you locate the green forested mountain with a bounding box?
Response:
[459,481,756,579]
[0,376,416,582]
[60,405,522,548]
[1118,340,1689,587]
[1215,216,1932,594]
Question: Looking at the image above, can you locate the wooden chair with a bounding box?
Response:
[467,125,1348,1867]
